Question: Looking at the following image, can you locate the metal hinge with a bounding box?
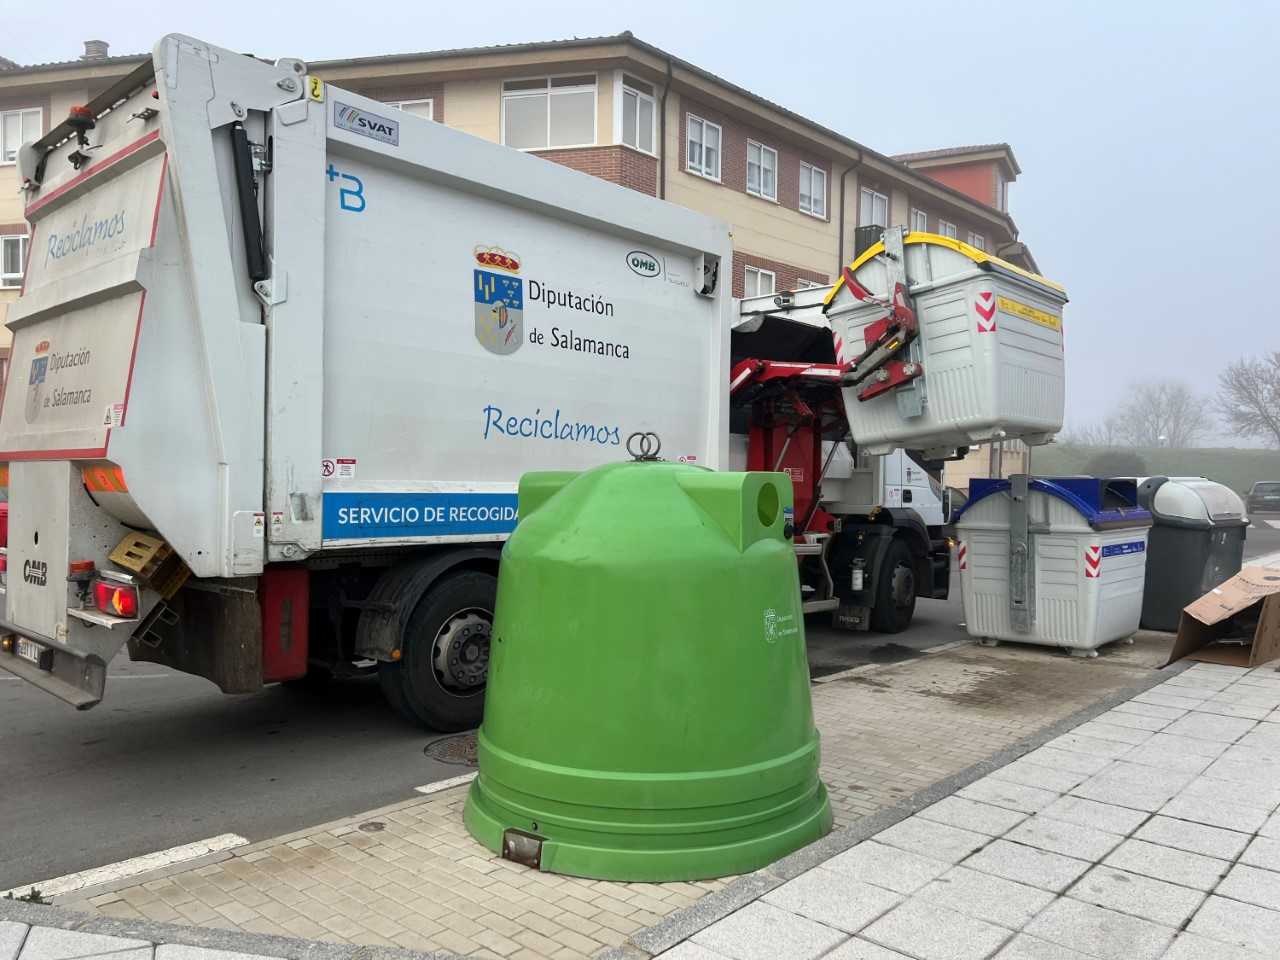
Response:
[250,141,271,176]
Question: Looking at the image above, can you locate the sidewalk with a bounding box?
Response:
[35,636,1179,959]
[665,661,1280,960]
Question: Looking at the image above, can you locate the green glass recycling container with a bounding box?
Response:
[464,459,832,881]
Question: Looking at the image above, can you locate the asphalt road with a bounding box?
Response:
[3,523,1279,891]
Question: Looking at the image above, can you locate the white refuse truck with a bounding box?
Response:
[0,35,732,728]
[0,36,1067,728]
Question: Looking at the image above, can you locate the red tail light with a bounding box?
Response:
[93,579,139,618]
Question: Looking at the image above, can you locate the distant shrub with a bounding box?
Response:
[1083,450,1149,478]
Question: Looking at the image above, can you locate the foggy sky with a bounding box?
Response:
[8,1,1277,435]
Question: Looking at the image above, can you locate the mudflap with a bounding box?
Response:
[128,579,264,693]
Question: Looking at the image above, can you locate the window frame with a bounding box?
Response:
[1,234,29,289]
[388,98,434,120]
[967,231,987,251]
[910,208,928,233]
[500,73,598,152]
[745,139,778,202]
[794,277,823,290]
[799,162,828,219]
[743,265,777,298]
[859,187,888,228]
[938,219,958,240]
[1,107,42,166]
[620,76,657,156]
[685,113,723,182]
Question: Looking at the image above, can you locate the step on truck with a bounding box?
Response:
[0,35,732,728]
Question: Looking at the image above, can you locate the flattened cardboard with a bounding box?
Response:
[1167,564,1280,668]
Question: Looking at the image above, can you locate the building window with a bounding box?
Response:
[1,235,28,288]
[859,187,888,227]
[502,75,596,150]
[621,75,656,154]
[799,163,827,218]
[995,170,1008,211]
[910,208,928,233]
[686,114,722,180]
[743,265,776,298]
[746,140,778,201]
[968,231,987,251]
[1,108,41,164]
[938,219,957,240]
[389,99,434,120]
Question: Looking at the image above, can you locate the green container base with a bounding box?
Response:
[464,777,833,882]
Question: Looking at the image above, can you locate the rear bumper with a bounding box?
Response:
[0,619,107,709]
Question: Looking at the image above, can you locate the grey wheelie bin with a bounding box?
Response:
[1136,476,1249,631]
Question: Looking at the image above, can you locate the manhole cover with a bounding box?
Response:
[358,821,385,833]
[424,732,479,767]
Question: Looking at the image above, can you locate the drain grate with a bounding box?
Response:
[424,731,479,767]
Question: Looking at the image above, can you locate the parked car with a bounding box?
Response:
[1246,481,1280,514]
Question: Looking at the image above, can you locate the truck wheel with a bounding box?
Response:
[394,571,496,731]
[871,540,916,633]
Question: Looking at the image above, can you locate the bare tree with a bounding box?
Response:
[1060,415,1125,448]
[1218,352,1280,448]
[1114,380,1212,448]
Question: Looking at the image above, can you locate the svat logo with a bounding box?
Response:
[473,245,524,356]
[626,250,661,278]
[333,102,399,146]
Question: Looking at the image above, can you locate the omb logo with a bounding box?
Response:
[23,559,47,587]
[626,250,661,278]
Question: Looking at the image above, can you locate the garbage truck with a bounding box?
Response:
[0,35,1068,729]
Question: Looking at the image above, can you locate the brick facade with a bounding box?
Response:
[732,251,828,298]
[535,145,658,196]
[678,97,832,221]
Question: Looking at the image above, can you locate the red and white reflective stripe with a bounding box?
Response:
[975,290,997,333]
[957,541,967,571]
[1084,544,1101,579]
[832,329,847,365]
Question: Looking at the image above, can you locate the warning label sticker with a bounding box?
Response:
[997,295,1061,332]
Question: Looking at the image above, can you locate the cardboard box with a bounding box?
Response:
[1166,564,1280,668]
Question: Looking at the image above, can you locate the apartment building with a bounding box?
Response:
[0,34,1042,477]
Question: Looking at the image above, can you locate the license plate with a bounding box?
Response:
[15,638,42,664]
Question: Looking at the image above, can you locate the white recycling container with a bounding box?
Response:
[955,476,1153,656]
[824,233,1067,456]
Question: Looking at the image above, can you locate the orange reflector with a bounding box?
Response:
[1,636,11,652]
[0,466,8,488]
[82,465,128,494]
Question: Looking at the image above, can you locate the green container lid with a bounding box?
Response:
[464,459,832,881]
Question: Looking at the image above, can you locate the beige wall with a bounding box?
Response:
[440,77,500,142]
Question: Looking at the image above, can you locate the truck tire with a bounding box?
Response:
[870,540,916,633]
[388,571,496,731]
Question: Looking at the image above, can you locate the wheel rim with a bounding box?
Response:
[891,563,915,609]
[429,606,491,696]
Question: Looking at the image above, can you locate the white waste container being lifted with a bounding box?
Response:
[823,231,1067,457]
[955,476,1153,656]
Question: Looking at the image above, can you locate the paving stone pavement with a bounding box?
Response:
[58,637,1177,959]
[668,662,1280,960]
